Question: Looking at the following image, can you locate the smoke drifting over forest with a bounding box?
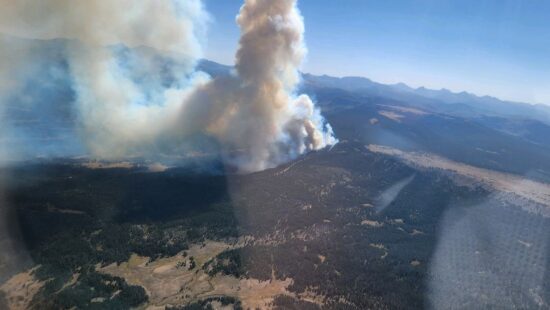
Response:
[0,0,336,171]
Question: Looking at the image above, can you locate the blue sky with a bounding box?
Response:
[203,0,550,105]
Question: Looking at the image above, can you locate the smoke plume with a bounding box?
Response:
[0,0,336,172]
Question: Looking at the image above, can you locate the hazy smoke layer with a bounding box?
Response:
[0,38,21,163]
[0,0,207,54]
[0,0,336,171]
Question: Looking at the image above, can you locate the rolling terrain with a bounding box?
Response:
[1,58,550,309]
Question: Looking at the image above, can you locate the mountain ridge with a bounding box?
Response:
[198,59,550,124]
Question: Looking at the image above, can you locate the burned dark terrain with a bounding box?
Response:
[1,61,550,309]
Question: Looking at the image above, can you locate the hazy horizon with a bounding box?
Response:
[202,57,545,107]
[204,0,550,106]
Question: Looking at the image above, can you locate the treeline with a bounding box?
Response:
[202,249,243,277]
[32,269,147,310]
[5,164,242,309]
[167,296,243,310]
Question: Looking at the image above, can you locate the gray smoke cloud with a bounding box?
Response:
[0,0,336,172]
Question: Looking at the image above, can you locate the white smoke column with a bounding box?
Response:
[207,0,337,171]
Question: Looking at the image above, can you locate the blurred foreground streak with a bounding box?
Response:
[428,193,549,309]
[367,144,550,309]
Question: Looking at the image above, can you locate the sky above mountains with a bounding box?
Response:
[204,0,550,105]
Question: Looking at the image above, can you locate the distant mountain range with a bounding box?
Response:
[198,59,550,125]
[199,59,550,183]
